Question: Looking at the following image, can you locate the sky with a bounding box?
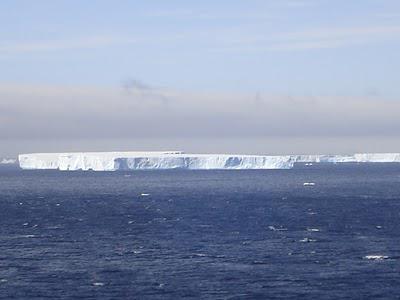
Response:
[1,0,400,157]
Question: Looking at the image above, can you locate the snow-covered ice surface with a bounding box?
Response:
[18,152,400,171]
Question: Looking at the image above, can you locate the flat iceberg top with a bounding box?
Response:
[18,151,400,171]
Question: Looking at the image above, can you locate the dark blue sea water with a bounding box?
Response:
[1,164,400,299]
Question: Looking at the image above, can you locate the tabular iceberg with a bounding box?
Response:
[18,152,400,171]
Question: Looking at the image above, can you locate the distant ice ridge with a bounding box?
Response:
[0,158,17,164]
[18,152,400,171]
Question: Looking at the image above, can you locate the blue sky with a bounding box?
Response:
[1,0,400,95]
[1,0,400,156]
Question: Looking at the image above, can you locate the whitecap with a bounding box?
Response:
[364,255,389,261]
[194,253,207,257]
[299,237,316,243]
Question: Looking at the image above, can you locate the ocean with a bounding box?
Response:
[0,164,400,299]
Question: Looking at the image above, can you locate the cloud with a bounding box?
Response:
[2,23,400,58]
[0,36,135,55]
[0,83,399,141]
[209,25,400,52]
[121,79,171,105]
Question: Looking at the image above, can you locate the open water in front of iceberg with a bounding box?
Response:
[0,164,400,299]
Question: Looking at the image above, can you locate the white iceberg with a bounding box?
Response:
[17,151,400,171]
[1,158,17,164]
[18,151,295,171]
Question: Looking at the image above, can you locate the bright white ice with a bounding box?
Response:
[18,152,400,171]
[0,158,17,164]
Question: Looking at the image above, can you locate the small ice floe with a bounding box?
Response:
[56,203,60,206]
[268,225,287,231]
[0,158,16,164]
[307,228,320,232]
[92,282,104,287]
[133,250,142,254]
[22,223,29,226]
[140,193,150,197]
[299,237,317,243]
[305,163,313,166]
[376,225,383,229]
[128,220,134,224]
[303,182,316,186]
[19,202,23,205]
[364,255,389,261]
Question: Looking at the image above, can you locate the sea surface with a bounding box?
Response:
[0,164,400,299]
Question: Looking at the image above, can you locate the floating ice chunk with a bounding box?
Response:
[364,255,389,260]
[0,158,16,164]
[268,225,287,231]
[307,228,320,232]
[303,182,316,186]
[140,193,150,196]
[92,282,105,286]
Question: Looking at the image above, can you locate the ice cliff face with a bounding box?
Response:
[18,152,400,171]
[18,152,294,171]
